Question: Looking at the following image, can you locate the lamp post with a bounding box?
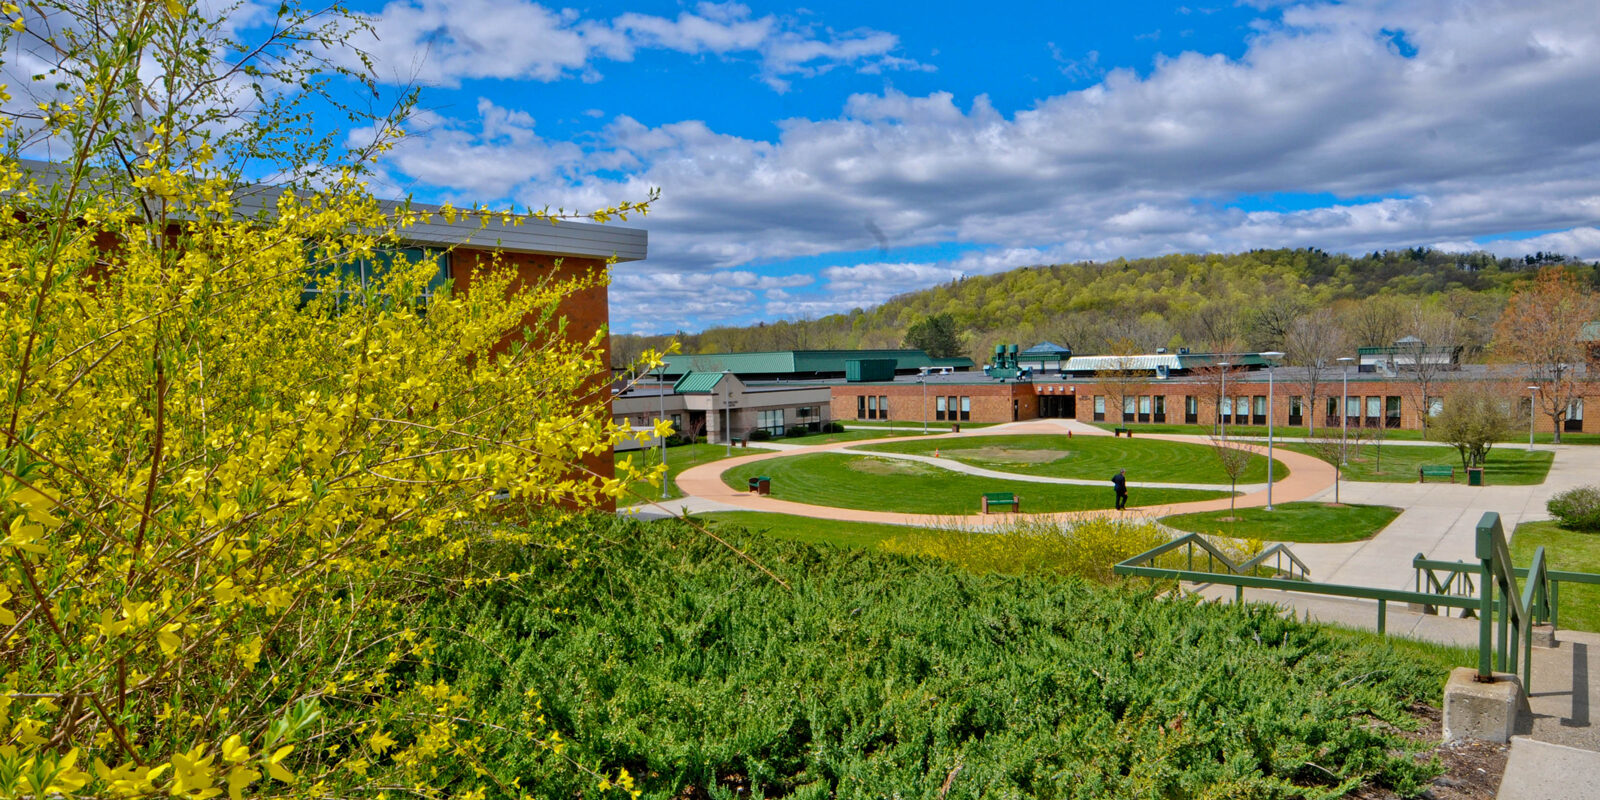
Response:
[722,371,732,457]
[1528,385,1539,451]
[1260,351,1285,510]
[659,364,669,500]
[1337,356,1355,466]
[1217,361,1231,439]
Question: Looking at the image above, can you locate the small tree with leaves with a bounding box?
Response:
[1433,384,1521,469]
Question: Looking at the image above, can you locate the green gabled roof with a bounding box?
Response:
[672,371,728,394]
[1021,341,1071,357]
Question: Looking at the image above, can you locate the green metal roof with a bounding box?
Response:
[662,349,974,376]
[672,371,728,394]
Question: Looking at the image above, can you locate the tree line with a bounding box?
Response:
[614,247,1600,366]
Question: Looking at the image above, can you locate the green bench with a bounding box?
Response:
[1113,427,1133,437]
[981,492,1019,514]
[1418,464,1455,483]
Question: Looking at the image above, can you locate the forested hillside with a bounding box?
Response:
[614,248,1600,365]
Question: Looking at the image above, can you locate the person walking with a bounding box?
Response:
[1112,468,1128,511]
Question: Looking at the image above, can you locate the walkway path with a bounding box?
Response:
[647,418,1337,526]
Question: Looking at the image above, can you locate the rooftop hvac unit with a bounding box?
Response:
[1155,365,1170,379]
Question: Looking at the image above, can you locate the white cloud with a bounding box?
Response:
[383,0,1600,331]
[352,0,923,89]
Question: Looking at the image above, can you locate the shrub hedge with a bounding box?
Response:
[413,517,1444,799]
[1548,486,1600,531]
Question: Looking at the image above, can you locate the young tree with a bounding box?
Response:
[904,312,963,357]
[1396,302,1463,439]
[0,2,653,799]
[1303,430,1349,504]
[1433,384,1522,468]
[1284,313,1349,436]
[1209,436,1255,516]
[1493,268,1600,443]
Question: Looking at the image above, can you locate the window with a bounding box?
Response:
[1366,396,1381,427]
[1346,396,1360,421]
[1236,396,1250,422]
[1153,395,1166,423]
[1385,396,1402,428]
[1326,396,1339,426]
[936,396,948,421]
[1252,395,1266,425]
[1288,396,1303,425]
[671,413,682,430]
[1185,395,1198,424]
[867,395,878,420]
[1138,395,1151,423]
[880,396,889,421]
[1426,397,1444,417]
[304,247,452,304]
[960,396,971,421]
[1124,396,1136,418]
[1568,399,1585,432]
[1093,395,1106,422]
[857,395,867,419]
[756,409,785,436]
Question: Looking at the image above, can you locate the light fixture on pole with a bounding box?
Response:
[659,364,669,500]
[1217,361,1231,439]
[1528,385,1539,451]
[1260,351,1285,511]
[1337,356,1355,466]
[722,371,732,457]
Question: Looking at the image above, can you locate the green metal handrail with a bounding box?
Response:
[1115,512,1569,690]
[1473,512,1550,688]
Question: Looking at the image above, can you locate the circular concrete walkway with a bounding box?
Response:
[668,418,1338,526]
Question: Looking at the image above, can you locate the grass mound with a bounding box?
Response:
[860,434,1287,484]
[721,452,1229,513]
[415,516,1451,798]
[1161,502,1404,544]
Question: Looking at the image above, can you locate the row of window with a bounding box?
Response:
[853,395,974,421]
[755,409,786,436]
[936,395,972,421]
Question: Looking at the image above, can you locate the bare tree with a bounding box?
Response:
[1492,268,1600,443]
[1394,302,1464,439]
[1303,430,1348,504]
[1096,338,1152,425]
[1189,359,1240,436]
[1209,436,1255,516]
[1284,313,1349,436]
[1432,383,1521,469]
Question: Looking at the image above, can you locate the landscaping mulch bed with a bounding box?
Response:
[1351,704,1509,800]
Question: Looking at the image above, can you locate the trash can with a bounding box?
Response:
[951,423,961,433]
[1467,467,1484,486]
[755,477,771,496]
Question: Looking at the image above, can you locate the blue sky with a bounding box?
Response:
[329,0,1600,333]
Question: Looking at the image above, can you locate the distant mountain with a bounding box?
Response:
[612,248,1599,367]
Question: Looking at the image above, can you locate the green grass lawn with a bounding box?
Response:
[615,442,759,503]
[1092,421,1600,446]
[1511,520,1600,633]
[695,511,914,550]
[1279,441,1552,485]
[1160,501,1402,543]
[721,452,1229,514]
[859,433,1286,485]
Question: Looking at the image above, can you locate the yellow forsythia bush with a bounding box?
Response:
[0,2,659,798]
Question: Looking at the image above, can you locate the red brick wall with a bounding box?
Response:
[454,248,615,508]
[830,383,1035,423]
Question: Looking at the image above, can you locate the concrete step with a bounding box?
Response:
[1497,737,1600,799]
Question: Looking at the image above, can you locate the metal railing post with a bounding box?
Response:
[1477,517,1495,681]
